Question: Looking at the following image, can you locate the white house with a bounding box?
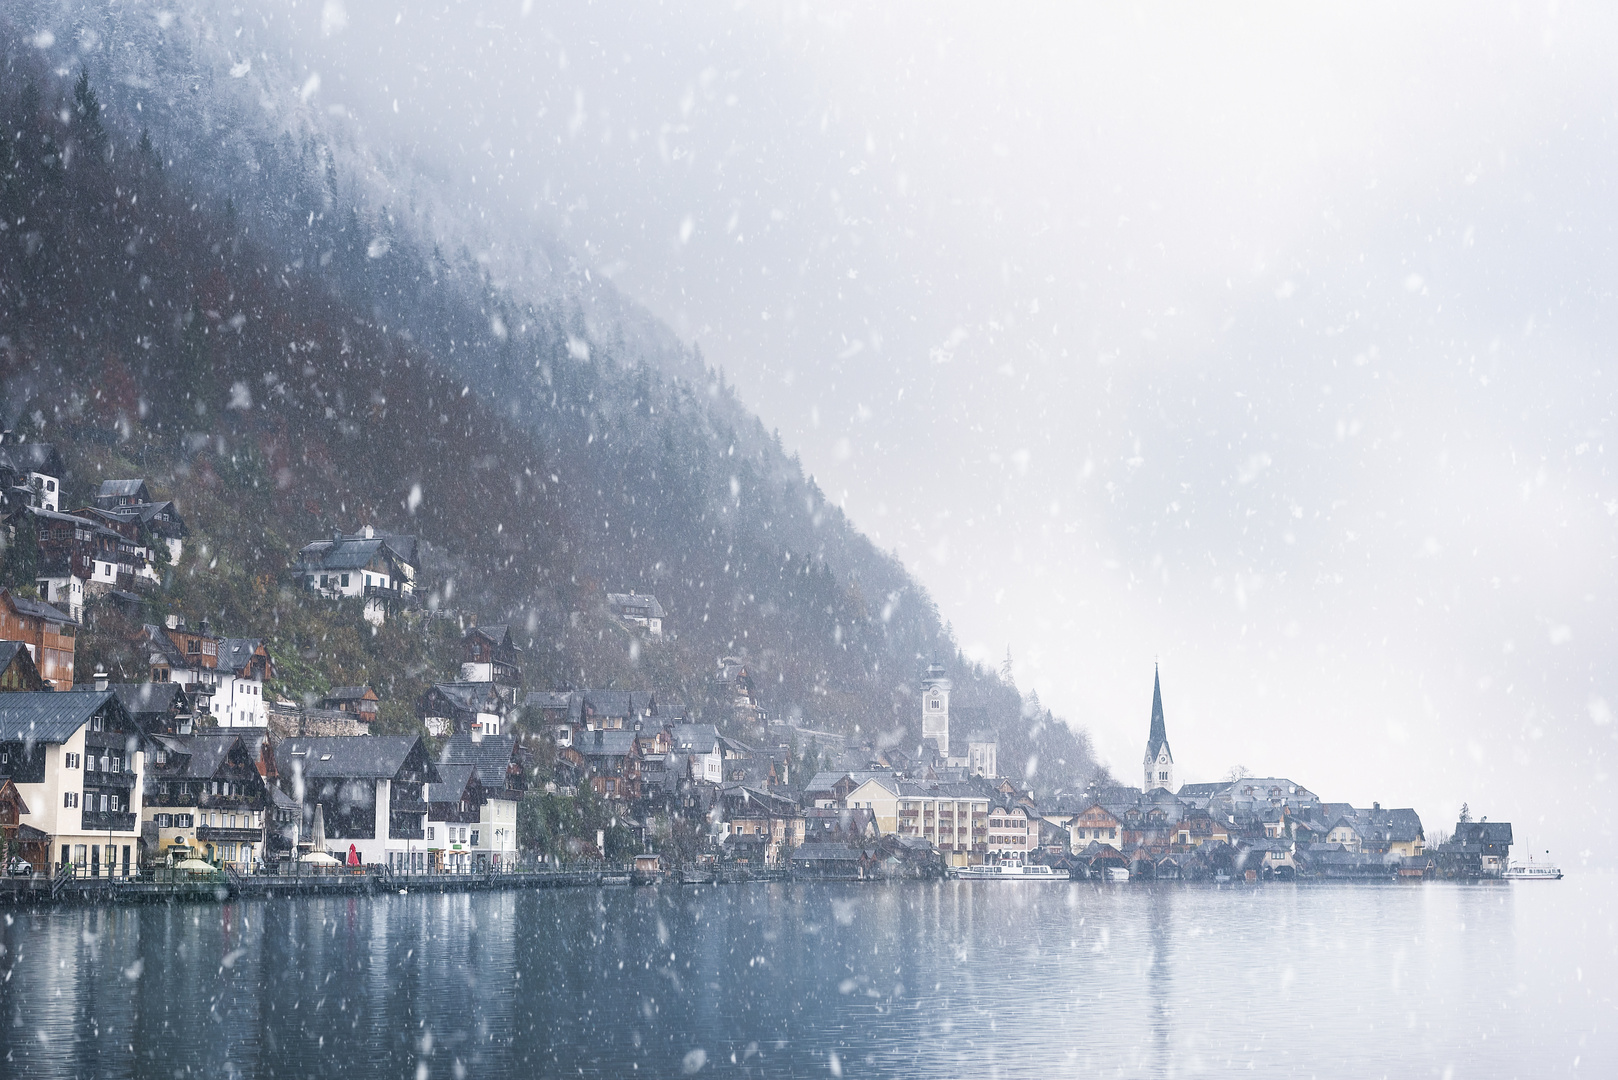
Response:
[295,526,417,625]
[214,638,273,728]
[0,688,148,877]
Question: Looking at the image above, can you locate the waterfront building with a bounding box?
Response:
[275,735,434,866]
[143,732,268,869]
[985,802,1036,865]
[0,688,146,876]
[436,733,525,868]
[1068,801,1124,852]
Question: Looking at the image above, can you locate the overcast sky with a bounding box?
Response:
[50,1,1618,857]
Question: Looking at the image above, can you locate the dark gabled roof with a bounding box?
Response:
[439,733,519,792]
[465,624,517,648]
[296,536,399,573]
[606,592,666,618]
[671,723,721,753]
[1175,782,1229,797]
[0,640,28,671]
[0,690,124,744]
[217,638,266,676]
[97,479,150,500]
[581,729,639,757]
[791,844,863,862]
[275,736,426,780]
[1143,665,1171,765]
[108,682,190,717]
[579,690,657,720]
[1455,821,1513,845]
[179,733,248,779]
[425,682,505,713]
[428,763,478,803]
[2,589,73,625]
[139,624,190,668]
[16,442,63,475]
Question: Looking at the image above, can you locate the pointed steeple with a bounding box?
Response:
[1142,664,1176,793]
[1145,666,1169,762]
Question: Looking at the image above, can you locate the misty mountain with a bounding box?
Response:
[0,24,1104,791]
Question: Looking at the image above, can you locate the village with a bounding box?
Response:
[0,438,1518,894]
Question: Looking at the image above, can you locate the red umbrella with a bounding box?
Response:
[347,844,360,867]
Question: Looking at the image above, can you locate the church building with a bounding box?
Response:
[1142,666,1177,794]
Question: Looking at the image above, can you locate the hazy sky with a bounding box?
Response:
[46,1,1618,857]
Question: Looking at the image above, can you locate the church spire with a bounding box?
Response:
[1142,664,1176,793]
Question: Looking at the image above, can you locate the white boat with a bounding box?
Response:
[1107,867,1131,883]
[1503,854,1562,881]
[954,863,1062,879]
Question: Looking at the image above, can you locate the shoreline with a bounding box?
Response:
[0,866,1530,908]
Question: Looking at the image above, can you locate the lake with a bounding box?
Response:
[1,876,1612,1078]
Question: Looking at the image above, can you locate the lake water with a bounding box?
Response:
[1,876,1613,1078]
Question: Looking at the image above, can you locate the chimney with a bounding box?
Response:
[165,613,179,630]
[93,670,109,692]
[198,618,211,638]
[362,525,375,539]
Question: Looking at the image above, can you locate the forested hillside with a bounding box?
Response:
[0,40,1106,792]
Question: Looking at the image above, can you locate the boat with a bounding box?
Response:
[953,863,1062,880]
[1107,867,1131,883]
[1503,854,1562,881]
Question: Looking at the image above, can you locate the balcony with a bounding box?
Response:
[81,811,137,833]
[197,825,261,843]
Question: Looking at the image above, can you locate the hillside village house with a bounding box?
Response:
[0,588,77,690]
[318,686,380,723]
[607,591,667,637]
[91,479,189,565]
[275,736,435,867]
[295,526,417,624]
[419,681,509,737]
[0,689,147,876]
[0,439,65,512]
[215,638,273,728]
[0,641,45,692]
[28,507,123,617]
[461,624,523,687]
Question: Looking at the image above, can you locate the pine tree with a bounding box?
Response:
[71,69,108,156]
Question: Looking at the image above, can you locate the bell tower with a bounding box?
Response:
[921,661,951,758]
[1142,665,1176,793]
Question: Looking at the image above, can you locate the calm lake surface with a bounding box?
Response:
[1,875,1613,1078]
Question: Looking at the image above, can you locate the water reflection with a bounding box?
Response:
[3,878,1613,1078]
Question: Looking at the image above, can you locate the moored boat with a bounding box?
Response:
[953,863,1062,880]
[1503,854,1562,881]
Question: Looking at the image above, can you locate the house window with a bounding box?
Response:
[64,792,78,808]
[341,574,350,587]
[91,716,104,732]
[110,794,120,813]
[471,830,480,847]
[427,827,435,841]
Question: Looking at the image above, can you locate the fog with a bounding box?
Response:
[31,1,1618,856]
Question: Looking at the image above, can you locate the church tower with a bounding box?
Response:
[921,661,952,758]
[1142,665,1176,793]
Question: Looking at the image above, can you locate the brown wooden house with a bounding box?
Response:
[0,589,76,690]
